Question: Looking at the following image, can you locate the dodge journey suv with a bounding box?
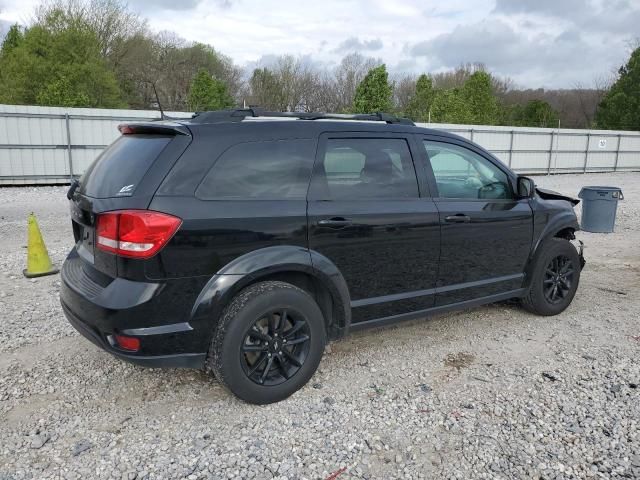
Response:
[61,109,584,404]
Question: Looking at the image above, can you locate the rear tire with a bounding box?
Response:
[207,281,326,404]
[521,237,581,316]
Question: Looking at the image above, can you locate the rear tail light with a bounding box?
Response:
[113,334,140,352]
[96,210,181,259]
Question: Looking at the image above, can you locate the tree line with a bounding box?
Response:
[0,0,638,130]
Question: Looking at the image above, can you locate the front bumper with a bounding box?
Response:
[60,248,208,369]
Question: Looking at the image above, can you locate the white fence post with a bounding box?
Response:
[65,113,74,181]
[547,131,555,175]
[508,130,514,167]
[614,134,621,172]
[583,133,591,173]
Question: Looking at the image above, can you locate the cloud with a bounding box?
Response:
[127,0,204,11]
[494,0,640,33]
[493,0,585,17]
[333,36,383,53]
[0,19,12,40]
[393,58,418,73]
[0,0,637,88]
[408,18,614,87]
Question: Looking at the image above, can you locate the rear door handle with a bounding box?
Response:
[444,214,471,223]
[318,217,353,228]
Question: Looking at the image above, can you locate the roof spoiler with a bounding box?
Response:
[118,122,191,136]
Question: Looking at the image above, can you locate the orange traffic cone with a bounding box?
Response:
[23,213,59,278]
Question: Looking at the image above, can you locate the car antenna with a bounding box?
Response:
[146,80,166,120]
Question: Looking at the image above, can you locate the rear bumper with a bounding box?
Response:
[60,248,208,369]
[61,301,206,368]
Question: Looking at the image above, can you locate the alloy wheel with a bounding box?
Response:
[543,255,575,304]
[240,308,311,386]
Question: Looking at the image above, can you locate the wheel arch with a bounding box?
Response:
[190,246,351,343]
[524,214,580,289]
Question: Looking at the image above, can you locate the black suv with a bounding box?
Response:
[61,109,584,404]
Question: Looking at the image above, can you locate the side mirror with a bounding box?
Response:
[517,176,535,198]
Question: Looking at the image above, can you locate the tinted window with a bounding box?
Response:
[313,138,419,199]
[196,139,315,200]
[423,141,512,199]
[80,135,171,198]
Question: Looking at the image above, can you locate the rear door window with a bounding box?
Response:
[311,138,419,199]
[80,135,171,198]
[196,139,315,200]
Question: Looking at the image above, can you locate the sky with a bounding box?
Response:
[1,0,638,89]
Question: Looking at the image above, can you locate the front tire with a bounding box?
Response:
[207,281,326,404]
[521,237,581,316]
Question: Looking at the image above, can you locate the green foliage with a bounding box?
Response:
[1,24,23,55]
[596,47,640,130]
[503,100,559,127]
[460,71,500,124]
[0,9,124,108]
[405,74,434,121]
[188,68,234,111]
[352,64,393,113]
[430,89,467,123]
[410,71,500,125]
[249,67,285,110]
[0,1,239,110]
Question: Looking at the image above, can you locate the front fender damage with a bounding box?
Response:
[536,187,580,206]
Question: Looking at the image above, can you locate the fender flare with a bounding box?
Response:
[523,213,580,288]
[190,246,351,341]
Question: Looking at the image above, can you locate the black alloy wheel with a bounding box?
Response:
[520,238,581,316]
[543,255,576,304]
[240,309,311,386]
[208,281,326,404]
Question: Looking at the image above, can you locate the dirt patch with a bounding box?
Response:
[444,352,475,371]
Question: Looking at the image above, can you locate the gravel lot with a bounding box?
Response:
[1,172,639,480]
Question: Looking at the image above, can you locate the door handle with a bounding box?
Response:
[318,217,353,228]
[444,214,471,223]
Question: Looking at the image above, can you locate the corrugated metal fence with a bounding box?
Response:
[1,104,639,185]
[423,123,640,175]
[0,105,189,185]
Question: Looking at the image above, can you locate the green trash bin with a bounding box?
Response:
[578,186,623,233]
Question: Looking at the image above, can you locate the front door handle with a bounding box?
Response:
[318,217,353,228]
[444,214,471,223]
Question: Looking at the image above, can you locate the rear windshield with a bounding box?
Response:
[79,135,171,198]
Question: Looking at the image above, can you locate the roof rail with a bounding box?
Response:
[190,108,415,125]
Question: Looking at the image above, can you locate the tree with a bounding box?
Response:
[272,55,317,111]
[432,62,512,97]
[352,64,393,113]
[1,24,23,56]
[188,68,234,111]
[595,47,640,130]
[0,8,124,108]
[429,89,467,124]
[393,74,417,115]
[524,100,559,127]
[405,74,435,121]
[34,0,146,58]
[460,71,500,124]
[247,67,285,110]
[334,53,379,112]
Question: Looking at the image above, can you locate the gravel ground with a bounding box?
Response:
[0,173,639,480]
